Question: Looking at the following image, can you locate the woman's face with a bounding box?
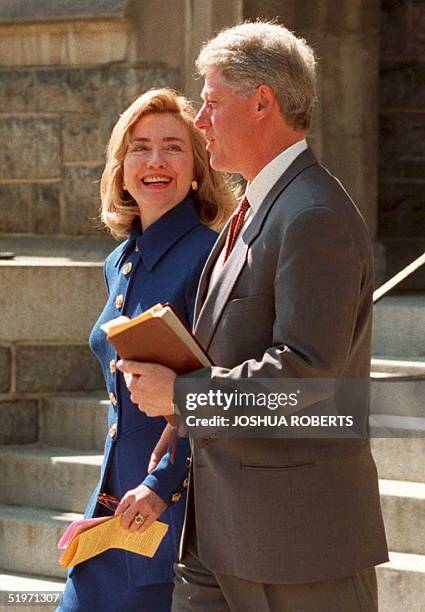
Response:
[123,113,195,227]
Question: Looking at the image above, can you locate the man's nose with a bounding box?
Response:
[194,106,209,130]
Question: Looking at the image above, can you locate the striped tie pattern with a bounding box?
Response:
[223,197,250,262]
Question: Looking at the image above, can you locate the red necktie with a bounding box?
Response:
[224,197,250,262]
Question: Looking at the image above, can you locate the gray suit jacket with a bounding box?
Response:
[175,148,388,584]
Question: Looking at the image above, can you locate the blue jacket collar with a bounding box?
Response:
[115,196,201,271]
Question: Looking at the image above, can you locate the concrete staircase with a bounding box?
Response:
[0,238,111,609]
[371,293,425,611]
[0,297,423,611]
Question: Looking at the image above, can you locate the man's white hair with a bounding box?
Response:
[196,21,317,131]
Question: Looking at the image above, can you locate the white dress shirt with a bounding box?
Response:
[208,139,308,293]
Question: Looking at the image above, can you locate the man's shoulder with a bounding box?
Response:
[271,160,365,230]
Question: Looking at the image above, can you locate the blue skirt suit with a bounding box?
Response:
[59,198,217,612]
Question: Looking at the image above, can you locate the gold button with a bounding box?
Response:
[123,262,132,275]
[109,392,118,406]
[109,359,116,373]
[108,423,117,438]
[171,492,182,503]
[182,478,189,488]
[115,294,124,309]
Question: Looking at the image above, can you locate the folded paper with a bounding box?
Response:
[59,516,168,568]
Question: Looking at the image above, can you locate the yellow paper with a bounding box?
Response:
[59,516,168,568]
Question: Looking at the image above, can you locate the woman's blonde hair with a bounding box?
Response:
[100,88,235,238]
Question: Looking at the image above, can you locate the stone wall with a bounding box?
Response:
[0,63,180,237]
[379,0,425,239]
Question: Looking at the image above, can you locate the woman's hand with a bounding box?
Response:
[115,484,167,532]
[148,423,176,473]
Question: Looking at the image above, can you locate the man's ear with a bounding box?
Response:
[254,85,275,117]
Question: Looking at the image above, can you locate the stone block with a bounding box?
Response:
[372,294,425,357]
[244,0,297,24]
[380,61,425,110]
[0,446,102,513]
[409,0,425,57]
[0,69,35,112]
[0,258,107,343]
[39,394,108,451]
[0,183,60,235]
[380,0,408,58]
[319,34,379,137]
[0,64,180,115]
[381,239,425,290]
[321,133,377,236]
[0,346,11,392]
[0,116,60,180]
[61,114,114,163]
[0,505,73,580]
[379,181,425,239]
[32,66,105,114]
[0,401,38,444]
[62,165,104,235]
[124,66,181,104]
[16,345,103,393]
[377,553,425,612]
[372,436,425,482]
[0,0,129,23]
[379,112,425,175]
[379,155,425,183]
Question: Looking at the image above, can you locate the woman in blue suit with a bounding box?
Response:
[59,89,234,612]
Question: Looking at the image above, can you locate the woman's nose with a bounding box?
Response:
[146,149,166,168]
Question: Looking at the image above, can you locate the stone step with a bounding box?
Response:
[0,237,112,345]
[377,552,425,612]
[0,571,65,612]
[372,293,425,357]
[379,480,425,556]
[0,505,80,580]
[371,357,425,418]
[39,393,108,451]
[0,445,102,513]
[372,436,425,483]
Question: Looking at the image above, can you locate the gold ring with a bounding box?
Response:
[134,513,147,525]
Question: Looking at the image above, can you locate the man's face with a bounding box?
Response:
[195,68,258,179]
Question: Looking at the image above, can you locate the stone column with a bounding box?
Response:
[244,0,380,237]
[184,0,243,103]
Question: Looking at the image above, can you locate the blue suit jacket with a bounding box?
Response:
[86,197,217,586]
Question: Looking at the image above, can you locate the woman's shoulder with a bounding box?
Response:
[187,223,218,247]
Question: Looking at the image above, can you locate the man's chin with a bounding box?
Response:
[209,155,235,174]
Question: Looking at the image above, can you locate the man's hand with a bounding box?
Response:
[115,484,167,532]
[148,423,176,473]
[116,360,176,417]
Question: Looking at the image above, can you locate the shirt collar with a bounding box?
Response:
[115,196,201,271]
[245,139,308,211]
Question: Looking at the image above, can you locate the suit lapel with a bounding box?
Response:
[194,148,318,350]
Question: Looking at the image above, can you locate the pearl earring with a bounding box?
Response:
[191,179,198,191]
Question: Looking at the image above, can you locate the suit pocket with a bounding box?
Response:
[223,294,268,315]
[241,461,315,471]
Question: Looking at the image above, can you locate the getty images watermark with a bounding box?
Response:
[174,377,422,439]
[185,388,354,429]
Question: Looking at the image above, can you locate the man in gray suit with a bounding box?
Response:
[118,22,388,611]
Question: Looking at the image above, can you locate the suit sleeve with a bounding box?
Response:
[142,435,190,504]
[174,205,368,431]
